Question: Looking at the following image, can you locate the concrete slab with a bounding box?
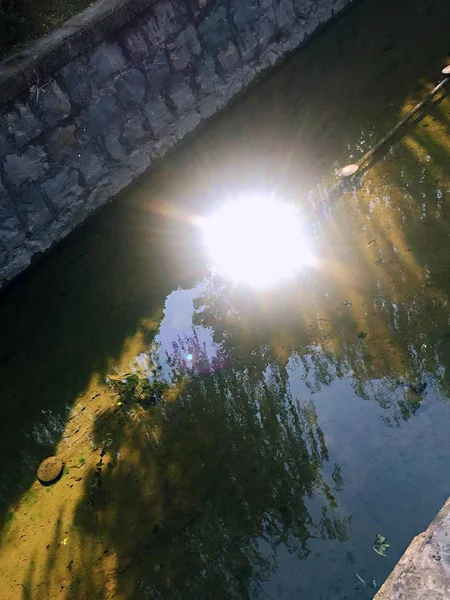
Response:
[375,498,450,600]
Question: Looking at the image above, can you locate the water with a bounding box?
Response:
[1,0,450,597]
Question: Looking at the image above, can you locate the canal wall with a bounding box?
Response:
[0,0,352,287]
[375,497,450,600]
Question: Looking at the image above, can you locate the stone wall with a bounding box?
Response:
[0,0,352,287]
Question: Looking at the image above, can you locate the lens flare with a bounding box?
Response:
[200,195,316,288]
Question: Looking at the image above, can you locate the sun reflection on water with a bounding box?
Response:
[199,195,317,288]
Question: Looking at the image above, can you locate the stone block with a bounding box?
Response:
[254,8,278,48]
[84,94,122,137]
[122,114,153,147]
[144,0,186,46]
[292,0,314,17]
[1,247,31,283]
[168,25,202,72]
[316,0,333,23]
[217,42,240,74]
[196,55,221,95]
[142,51,171,90]
[60,57,93,107]
[0,180,8,201]
[115,68,146,107]
[237,26,259,60]
[332,0,349,13]
[16,186,53,233]
[77,147,109,187]
[169,76,197,115]
[3,102,42,148]
[0,123,10,158]
[4,146,48,188]
[118,23,151,62]
[90,41,128,87]
[183,24,202,56]
[41,167,85,212]
[275,0,297,33]
[305,12,319,34]
[198,7,230,53]
[230,0,258,27]
[186,0,213,16]
[169,43,191,73]
[33,81,71,127]
[47,125,78,162]
[198,96,220,119]
[175,111,201,141]
[142,95,173,138]
[0,187,26,251]
[103,125,128,160]
[260,45,283,68]
[0,242,8,268]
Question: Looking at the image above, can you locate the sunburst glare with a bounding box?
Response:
[200,195,316,288]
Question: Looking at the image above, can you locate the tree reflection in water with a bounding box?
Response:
[191,263,450,428]
[65,332,350,600]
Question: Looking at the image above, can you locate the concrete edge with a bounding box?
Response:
[375,497,450,599]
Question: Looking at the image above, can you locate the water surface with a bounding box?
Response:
[1,0,450,598]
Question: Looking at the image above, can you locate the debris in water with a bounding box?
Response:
[341,300,352,307]
[355,573,366,587]
[408,382,427,395]
[339,164,359,178]
[442,65,450,75]
[37,457,63,485]
[373,533,390,557]
[367,239,377,247]
[357,332,367,339]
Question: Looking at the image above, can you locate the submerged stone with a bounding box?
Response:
[37,456,63,484]
[339,164,359,177]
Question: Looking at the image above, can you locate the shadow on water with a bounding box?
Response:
[2,0,450,597]
[36,341,350,600]
[0,184,205,529]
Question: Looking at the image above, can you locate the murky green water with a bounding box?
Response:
[1,0,450,598]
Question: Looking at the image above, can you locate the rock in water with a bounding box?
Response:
[339,164,359,178]
[37,457,63,485]
[408,382,427,395]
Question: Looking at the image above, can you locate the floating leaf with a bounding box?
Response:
[373,534,390,557]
